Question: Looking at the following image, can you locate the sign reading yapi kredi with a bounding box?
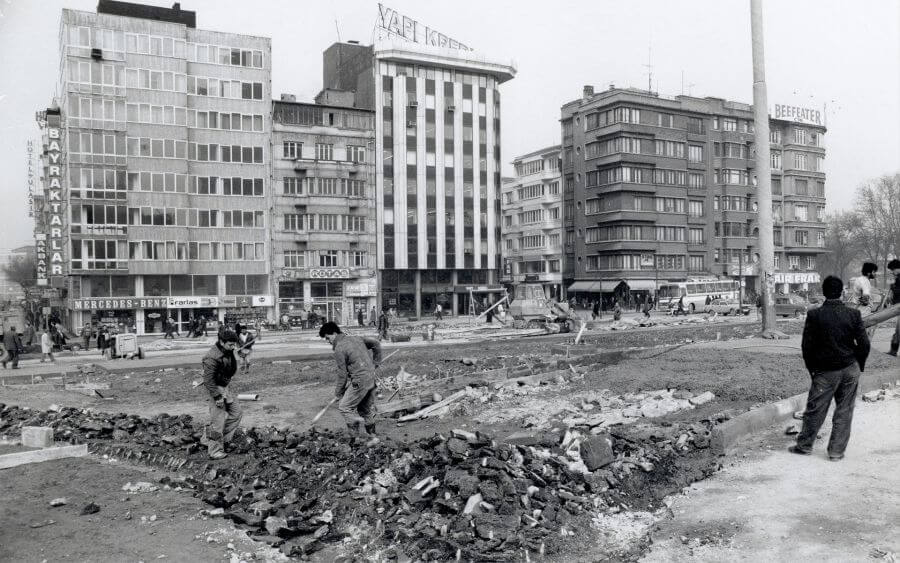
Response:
[773,104,823,126]
[46,127,65,277]
[377,4,471,51]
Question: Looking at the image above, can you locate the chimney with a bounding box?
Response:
[172,2,180,10]
[582,85,594,100]
[608,83,615,91]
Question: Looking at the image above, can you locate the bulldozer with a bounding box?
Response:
[507,282,580,333]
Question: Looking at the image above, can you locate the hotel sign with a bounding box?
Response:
[46,127,65,277]
[377,4,471,51]
[773,104,823,126]
[26,140,36,217]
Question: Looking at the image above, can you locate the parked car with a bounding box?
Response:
[703,298,750,316]
[775,296,808,317]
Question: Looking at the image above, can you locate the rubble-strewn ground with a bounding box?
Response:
[1,320,897,561]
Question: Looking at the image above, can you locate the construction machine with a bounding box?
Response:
[507,282,581,333]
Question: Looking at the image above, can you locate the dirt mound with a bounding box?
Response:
[0,404,719,560]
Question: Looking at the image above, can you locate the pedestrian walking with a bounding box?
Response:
[592,300,601,320]
[40,329,55,363]
[790,275,870,461]
[164,316,177,339]
[369,306,377,327]
[97,326,109,358]
[435,303,443,321]
[200,328,242,460]
[319,322,382,441]
[357,308,365,327]
[237,325,256,373]
[300,308,309,330]
[2,326,22,369]
[82,322,93,351]
[23,322,36,347]
[377,307,390,341]
[613,300,622,321]
[887,259,900,357]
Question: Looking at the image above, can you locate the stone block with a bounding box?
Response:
[579,434,615,471]
[21,426,53,448]
[689,391,715,406]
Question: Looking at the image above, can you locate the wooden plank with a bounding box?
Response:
[398,388,470,422]
[0,444,89,470]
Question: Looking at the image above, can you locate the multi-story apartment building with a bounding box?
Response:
[35,1,272,335]
[319,40,516,317]
[561,86,826,304]
[271,97,377,326]
[500,146,563,298]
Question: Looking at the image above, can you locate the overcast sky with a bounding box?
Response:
[1,0,898,251]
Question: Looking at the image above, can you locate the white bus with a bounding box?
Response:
[657,279,741,314]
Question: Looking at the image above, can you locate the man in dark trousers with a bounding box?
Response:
[2,326,22,369]
[791,275,870,461]
[377,307,390,341]
[888,259,900,356]
[319,322,382,441]
[201,328,242,460]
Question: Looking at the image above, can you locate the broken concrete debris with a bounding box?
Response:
[0,403,716,561]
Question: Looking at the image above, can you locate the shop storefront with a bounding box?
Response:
[277,268,376,327]
[72,296,168,334]
[773,272,820,295]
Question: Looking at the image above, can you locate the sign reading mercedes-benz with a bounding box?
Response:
[377,3,471,51]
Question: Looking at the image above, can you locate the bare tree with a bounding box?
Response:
[1,254,37,288]
[819,211,863,280]
[853,173,900,287]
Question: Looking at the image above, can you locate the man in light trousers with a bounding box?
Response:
[201,328,242,460]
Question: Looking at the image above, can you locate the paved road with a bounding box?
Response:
[642,392,900,562]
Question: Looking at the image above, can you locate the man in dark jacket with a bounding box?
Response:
[201,328,241,459]
[320,322,382,439]
[888,259,900,357]
[377,308,390,341]
[2,326,22,369]
[791,275,870,461]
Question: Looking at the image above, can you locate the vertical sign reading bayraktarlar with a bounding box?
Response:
[46,127,65,277]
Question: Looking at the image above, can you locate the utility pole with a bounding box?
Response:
[750,0,778,336]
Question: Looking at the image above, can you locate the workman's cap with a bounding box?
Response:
[219,328,239,343]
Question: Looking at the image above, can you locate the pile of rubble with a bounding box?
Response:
[0,403,719,560]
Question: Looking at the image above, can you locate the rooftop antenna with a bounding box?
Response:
[643,44,653,93]
[681,71,696,96]
[335,19,342,42]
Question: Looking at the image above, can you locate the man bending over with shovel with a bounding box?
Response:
[319,322,382,443]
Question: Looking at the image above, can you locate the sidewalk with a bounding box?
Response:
[642,393,900,562]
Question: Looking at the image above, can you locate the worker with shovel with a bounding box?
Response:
[319,321,382,443]
[200,328,242,460]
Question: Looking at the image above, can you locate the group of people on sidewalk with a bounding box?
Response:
[790,260,900,461]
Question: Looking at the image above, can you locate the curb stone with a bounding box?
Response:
[710,366,899,455]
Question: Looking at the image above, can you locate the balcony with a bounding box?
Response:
[590,210,658,223]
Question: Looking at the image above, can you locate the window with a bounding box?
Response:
[817,231,825,247]
[518,184,543,200]
[689,255,705,271]
[319,250,339,267]
[549,207,560,220]
[347,145,366,163]
[815,155,825,172]
[723,118,737,132]
[518,209,543,224]
[689,228,704,244]
[794,153,807,170]
[315,143,334,160]
[655,140,684,158]
[795,179,808,195]
[688,173,706,189]
[284,177,302,195]
[688,145,703,163]
[547,181,560,195]
[794,204,808,221]
[770,151,782,169]
[655,197,685,213]
[283,141,301,159]
[794,230,809,246]
[770,130,781,144]
[789,255,800,269]
[807,256,816,270]
[794,128,807,145]
[521,235,545,249]
[284,213,305,231]
[688,200,704,217]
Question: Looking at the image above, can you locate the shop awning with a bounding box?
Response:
[453,285,506,294]
[624,280,658,291]
[567,281,600,292]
